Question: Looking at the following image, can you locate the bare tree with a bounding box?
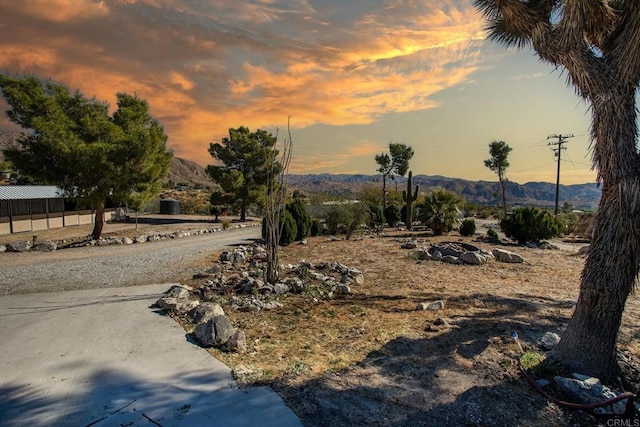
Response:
[263,117,293,285]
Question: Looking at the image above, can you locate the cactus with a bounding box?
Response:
[402,170,419,230]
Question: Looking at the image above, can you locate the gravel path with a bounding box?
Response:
[0,227,260,295]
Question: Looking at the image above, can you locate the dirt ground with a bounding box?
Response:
[185,225,640,426]
[6,218,639,425]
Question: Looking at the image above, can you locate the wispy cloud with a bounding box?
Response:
[0,0,489,164]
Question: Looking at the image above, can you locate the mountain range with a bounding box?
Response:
[287,173,601,209]
[0,129,601,208]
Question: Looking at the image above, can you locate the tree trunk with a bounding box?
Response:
[500,179,507,217]
[552,87,640,381]
[91,203,105,240]
[382,175,387,209]
[240,202,246,222]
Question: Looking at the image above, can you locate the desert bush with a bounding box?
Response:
[500,207,563,244]
[324,204,357,235]
[368,205,386,227]
[222,219,231,230]
[286,198,311,241]
[487,228,499,240]
[262,209,297,246]
[417,189,463,235]
[310,219,323,237]
[459,218,476,236]
[384,204,401,227]
[559,210,595,237]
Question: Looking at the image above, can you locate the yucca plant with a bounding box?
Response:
[417,189,463,236]
[474,0,640,380]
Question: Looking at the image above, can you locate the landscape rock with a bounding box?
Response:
[413,250,431,261]
[273,283,290,295]
[193,315,236,347]
[336,284,351,295]
[187,303,225,324]
[578,245,590,255]
[156,297,199,314]
[540,332,561,350]
[134,235,148,243]
[538,241,559,250]
[0,245,6,253]
[460,251,487,265]
[121,237,134,245]
[7,240,32,252]
[492,248,525,263]
[401,241,418,250]
[33,240,57,252]
[417,300,445,311]
[441,255,461,265]
[554,375,628,415]
[225,329,247,353]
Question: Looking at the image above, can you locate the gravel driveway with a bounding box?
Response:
[0,227,260,295]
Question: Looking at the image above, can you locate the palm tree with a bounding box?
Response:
[474,0,640,380]
[417,189,463,235]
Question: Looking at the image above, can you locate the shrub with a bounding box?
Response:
[368,205,386,227]
[383,204,401,227]
[487,228,499,240]
[324,204,355,235]
[286,198,311,241]
[221,219,231,230]
[261,209,298,246]
[459,218,476,236]
[310,219,323,237]
[500,207,564,244]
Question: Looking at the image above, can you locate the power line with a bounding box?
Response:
[548,133,574,215]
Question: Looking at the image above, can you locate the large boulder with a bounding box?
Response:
[492,248,525,263]
[225,329,247,353]
[554,375,628,415]
[187,303,225,324]
[193,315,236,347]
[155,285,199,315]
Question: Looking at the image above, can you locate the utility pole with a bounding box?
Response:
[547,133,574,215]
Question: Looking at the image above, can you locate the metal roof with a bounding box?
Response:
[0,186,64,200]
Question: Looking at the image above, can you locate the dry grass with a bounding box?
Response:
[185,230,639,385]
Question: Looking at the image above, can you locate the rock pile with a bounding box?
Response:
[158,243,365,352]
[407,242,526,265]
[0,223,259,254]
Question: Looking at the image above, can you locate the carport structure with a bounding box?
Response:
[0,186,100,235]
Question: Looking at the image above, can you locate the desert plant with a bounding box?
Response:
[417,189,463,235]
[324,204,354,235]
[262,209,297,246]
[286,198,311,241]
[368,205,386,227]
[402,170,419,230]
[383,204,401,227]
[222,219,231,230]
[487,228,499,241]
[374,143,414,208]
[459,219,476,237]
[500,207,564,244]
[309,219,323,237]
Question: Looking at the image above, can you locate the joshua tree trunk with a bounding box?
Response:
[499,178,507,217]
[552,86,640,380]
[91,202,105,240]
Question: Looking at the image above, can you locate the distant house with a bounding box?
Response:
[0,186,109,235]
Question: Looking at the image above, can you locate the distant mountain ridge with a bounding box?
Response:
[287,173,601,209]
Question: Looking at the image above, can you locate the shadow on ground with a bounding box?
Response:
[274,293,600,426]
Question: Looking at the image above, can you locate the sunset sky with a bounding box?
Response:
[0,0,599,184]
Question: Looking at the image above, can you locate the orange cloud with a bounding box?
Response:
[0,0,493,170]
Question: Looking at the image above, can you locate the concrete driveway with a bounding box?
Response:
[0,284,302,426]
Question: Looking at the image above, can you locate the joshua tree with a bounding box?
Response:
[375,143,414,208]
[402,171,419,230]
[475,0,640,380]
[484,140,512,217]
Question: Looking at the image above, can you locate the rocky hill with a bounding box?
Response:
[166,157,217,190]
[288,173,601,209]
